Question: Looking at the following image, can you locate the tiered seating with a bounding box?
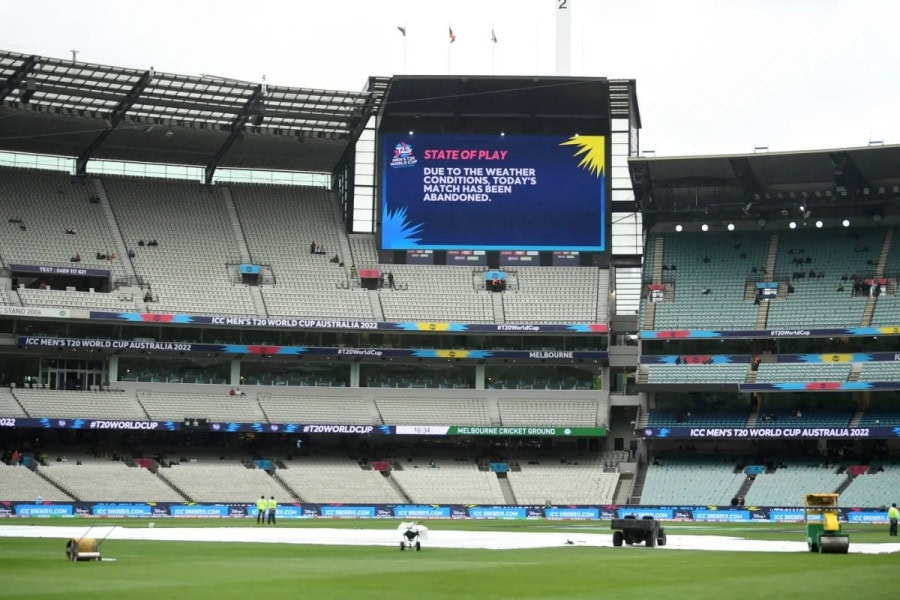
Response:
[377,265,494,322]
[104,177,255,316]
[0,463,74,501]
[348,234,379,267]
[766,228,881,328]
[374,397,491,425]
[858,361,900,381]
[17,288,136,310]
[392,467,505,504]
[507,467,618,505]
[0,169,127,279]
[498,399,603,426]
[12,389,147,419]
[651,232,768,329]
[502,267,606,323]
[276,458,404,503]
[641,458,745,505]
[0,388,27,417]
[742,462,846,506]
[137,390,266,422]
[230,183,374,319]
[755,363,850,383]
[257,394,380,424]
[244,373,344,387]
[857,409,900,427]
[839,465,900,507]
[486,375,591,390]
[646,364,749,384]
[871,229,900,325]
[756,410,853,428]
[646,409,748,428]
[39,460,183,502]
[160,462,284,503]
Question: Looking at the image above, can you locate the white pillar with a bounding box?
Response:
[350,363,360,387]
[107,355,119,383]
[555,0,572,76]
[230,359,241,386]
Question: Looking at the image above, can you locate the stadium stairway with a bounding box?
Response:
[651,236,664,284]
[834,472,853,495]
[876,228,893,277]
[491,293,505,322]
[755,300,769,329]
[0,275,22,306]
[384,471,413,504]
[641,301,656,330]
[327,191,355,270]
[272,471,303,502]
[497,473,518,504]
[367,289,385,320]
[765,233,779,277]
[154,468,195,502]
[220,187,253,265]
[248,286,268,317]
[93,178,137,283]
[629,461,648,504]
[862,297,877,326]
[612,473,633,504]
[735,474,755,500]
[35,467,80,501]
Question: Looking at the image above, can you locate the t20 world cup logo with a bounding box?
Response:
[390,141,417,168]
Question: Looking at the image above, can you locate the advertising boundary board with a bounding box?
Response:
[87,312,609,334]
[17,336,608,362]
[642,426,900,439]
[0,419,606,437]
[641,326,900,340]
[1,503,892,523]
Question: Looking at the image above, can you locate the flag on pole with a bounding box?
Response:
[491,29,498,43]
[449,26,456,43]
[397,26,406,37]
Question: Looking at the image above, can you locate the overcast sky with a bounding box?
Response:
[2,0,899,157]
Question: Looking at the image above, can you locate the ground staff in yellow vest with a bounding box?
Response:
[267,496,277,525]
[256,496,267,524]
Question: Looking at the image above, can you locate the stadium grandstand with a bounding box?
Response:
[0,47,899,521]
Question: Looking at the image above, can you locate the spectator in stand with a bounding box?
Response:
[310,241,316,254]
[138,240,145,246]
[701,287,711,295]
[836,284,845,293]
[65,227,76,234]
[128,249,136,258]
[71,253,81,263]
[388,272,395,289]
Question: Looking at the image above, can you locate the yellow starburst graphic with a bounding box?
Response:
[560,135,606,177]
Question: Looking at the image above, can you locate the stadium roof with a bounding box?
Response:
[379,75,623,136]
[0,50,388,180]
[630,145,900,225]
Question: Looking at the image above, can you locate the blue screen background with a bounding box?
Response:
[380,133,606,251]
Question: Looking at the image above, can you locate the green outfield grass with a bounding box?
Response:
[0,520,897,600]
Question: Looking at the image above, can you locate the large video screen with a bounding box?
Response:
[380,133,607,251]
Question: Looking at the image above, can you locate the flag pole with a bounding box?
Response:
[491,25,496,75]
[447,26,452,74]
[403,22,408,73]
